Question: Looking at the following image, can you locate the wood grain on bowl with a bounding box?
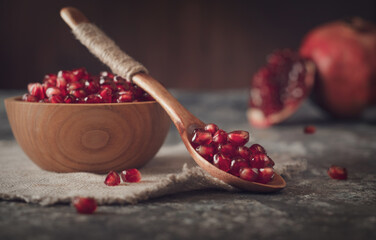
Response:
[4,97,170,173]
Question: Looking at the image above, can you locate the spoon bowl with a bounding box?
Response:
[60,7,286,192]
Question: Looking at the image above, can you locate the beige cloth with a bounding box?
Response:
[0,140,306,206]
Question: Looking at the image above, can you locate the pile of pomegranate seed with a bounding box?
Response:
[72,197,97,214]
[191,123,275,184]
[104,169,142,186]
[22,68,154,103]
[328,165,347,180]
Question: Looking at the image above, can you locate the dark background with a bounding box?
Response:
[0,0,375,90]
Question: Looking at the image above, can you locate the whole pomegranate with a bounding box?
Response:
[300,18,376,117]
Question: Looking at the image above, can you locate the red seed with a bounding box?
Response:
[195,144,216,161]
[257,167,275,184]
[227,130,249,146]
[67,81,84,91]
[213,153,231,172]
[72,67,89,81]
[100,71,114,78]
[46,87,63,98]
[120,169,142,183]
[117,91,134,103]
[28,83,46,99]
[39,98,49,103]
[250,153,274,168]
[205,123,219,135]
[304,125,316,134]
[104,171,121,186]
[99,88,113,103]
[64,95,76,103]
[58,70,75,82]
[192,129,213,145]
[218,143,236,157]
[70,88,87,98]
[85,94,102,103]
[72,197,97,214]
[43,74,57,88]
[212,129,228,144]
[249,144,266,155]
[49,95,64,103]
[22,93,38,102]
[328,165,347,180]
[237,146,251,159]
[229,157,250,176]
[56,77,68,89]
[240,168,259,182]
[85,80,100,94]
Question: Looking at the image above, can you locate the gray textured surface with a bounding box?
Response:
[1,90,376,240]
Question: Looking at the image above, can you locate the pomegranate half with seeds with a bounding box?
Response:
[190,123,277,184]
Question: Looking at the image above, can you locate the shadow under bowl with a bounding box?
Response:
[4,97,171,173]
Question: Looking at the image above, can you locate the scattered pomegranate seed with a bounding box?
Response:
[212,129,228,144]
[328,165,347,180]
[204,123,219,135]
[257,167,275,184]
[104,171,121,186]
[192,129,213,145]
[67,81,84,91]
[117,91,134,103]
[227,131,249,146]
[64,95,76,103]
[229,157,250,176]
[72,197,97,214]
[70,88,87,98]
[85,80,100,94]
[213,153,231,172]
[85,94,102,104]
[304,125,316,134]
[46,87,63,98]
[249,144,266,155]
[49,95,64,103]
[28,83,46,99]
[121,169,142,183]
[240,168,259,182]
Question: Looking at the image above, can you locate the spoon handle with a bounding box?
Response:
[60,7,203,135]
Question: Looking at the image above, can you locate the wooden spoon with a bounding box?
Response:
[60,7,286,192]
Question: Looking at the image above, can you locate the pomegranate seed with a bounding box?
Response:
[131,85,144,99]
[227,130,249,146]
[250,153,274,168]
[28,83,45,99]
[100,80,117,92]
[58,70,75,82]
[72,67,89,81]
[213,153,231,172]
[212,129,228,144]
[99,88,113,103]
[104,171,121,186]
[117,91,134,103]
[120,169,142,183]
[218,143,236,157]
[56,77,68,89]
[75,98,86,103]
[328,165,347,180]
[70,88,87,98]
[49,95,64,103]
[85,94,102,103]
[192,129,213,145]
[72,197,97,214]
[304,125,316,134]
[229,157,250,176]
[249,144,266,155]
[237,146,251,159]
[85,80,100,94]
[64,95,76,103]
[116,83,130,92]
[240,168,259,182]
[67,81,84,91]
[39,98,49,103]
[257,167,274,184]
[43,74,57,87]
[196,144,216,160]
[46,87,63,98]
[22,93,38,102]
[204,123,219,135]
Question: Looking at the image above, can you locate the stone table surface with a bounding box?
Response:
[0,89,375,240]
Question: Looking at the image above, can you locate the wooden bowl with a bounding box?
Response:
[4,97,170,173]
